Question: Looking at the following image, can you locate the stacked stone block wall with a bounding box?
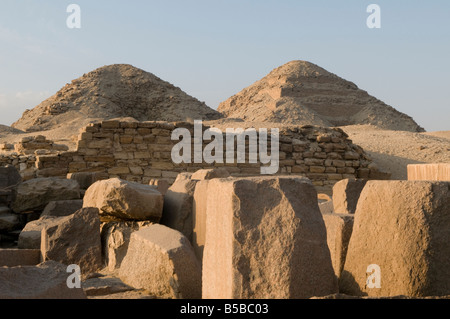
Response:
[0,120,380,194]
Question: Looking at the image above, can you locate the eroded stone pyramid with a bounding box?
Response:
[218,61,424,132]
[12,64,222,133]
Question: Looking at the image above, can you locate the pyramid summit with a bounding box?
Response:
[218,60,424,132]
[12,64,222,133]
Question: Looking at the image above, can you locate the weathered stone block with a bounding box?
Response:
[191,168,230,181]
[67,171,109,190]
[107,167,130,175]
[340,181,450,297]
[87,139,112,149]
[18,217,62,249]
[0,249,40,267]
[101,120,120,129]
[202,176,338,299]
[160,174,198,241]
[83,178,163,222]
[119,135,134,144]
[119,224,201,299]
[322,213,354,277]
[310,166,326,173]
[332,179,367,214]
[11,178,80,213]
[41,208,102,278]
[0,261,86,299]
[192,180,210,261]
[101,221,152,271]
[41,200,83,218]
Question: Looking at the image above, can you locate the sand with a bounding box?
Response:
[339,125,450,180]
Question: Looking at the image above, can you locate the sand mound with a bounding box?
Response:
[11,64,222,134]
[218,61,424,132]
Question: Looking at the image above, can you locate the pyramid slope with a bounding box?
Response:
[218,60,424,132]
[12,64,222,132]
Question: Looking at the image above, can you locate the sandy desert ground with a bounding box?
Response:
[340,125,450,180]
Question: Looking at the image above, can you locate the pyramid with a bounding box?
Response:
[218,61,424,132]
[12,64,222,133]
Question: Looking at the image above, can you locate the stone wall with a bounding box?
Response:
[0,120,382,194]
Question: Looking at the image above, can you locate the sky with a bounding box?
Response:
[0,0,449,131]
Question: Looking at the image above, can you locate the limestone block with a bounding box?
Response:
[11,178,80,213]
[148,179,170,196]
[0,249,40,267]
[101,220,152,271]
[332,179,367,214]
[41,208,102,278]
[160,174,198,241]
[67,172,109,190]
[41,200,83,218]
[191,168,230,181]
[322,213,354,277]
[340,181,450,297]
[83,178,163,222]
[18,217,62,249]
[119,224,201,299]
[202,176,338,299]
[0,261,86,299]
[192,180,210,261]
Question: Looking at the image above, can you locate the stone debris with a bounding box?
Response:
[191,168,230,181]
[340,180,450,297]
[332,178,367,214]
[18,216,62,249]
[101,220,153,271]
[11,177,80,213]
[83,178,163,222]
[67,172,109,190]
[202,176,338,299]
[0,261,86,299]
[41,207,103,278]
[322,213,354,277]
[0,165,21,206]
[192,180,212,261]
[13,135,68,155]
[41,199,83,218]
[0,248,40,267]
[81,273,135,297]
[160,173,199,241]
[0,62,446,301]
[149,179,170,196]
[119,224,202,299]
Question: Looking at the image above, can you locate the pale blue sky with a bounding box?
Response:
[0,0,449,131]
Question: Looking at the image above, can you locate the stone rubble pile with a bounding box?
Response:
[0,164,449,299]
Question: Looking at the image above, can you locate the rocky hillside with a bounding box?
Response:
[218,61,424,132]
[0,125,24,137]
[12,64,222,133]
